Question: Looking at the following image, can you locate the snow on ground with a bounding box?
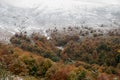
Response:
[0,0,120,41]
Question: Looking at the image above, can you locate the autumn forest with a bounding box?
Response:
[0,26,120,80]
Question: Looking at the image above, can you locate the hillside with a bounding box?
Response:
[0,28,120,80]
[0,0,120,41]
[0,0,120,80]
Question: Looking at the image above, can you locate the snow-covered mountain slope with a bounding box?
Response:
[0,0,120,42]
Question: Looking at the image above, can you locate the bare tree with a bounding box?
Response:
[14,16,29,32]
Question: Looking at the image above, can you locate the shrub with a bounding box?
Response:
[51,56,60,62]
[0,63,13,80]
[45,64,59,80]
[117,63,120,69]
[22,56,38,76]
[68,71,76,80]
[105,66,117,74]
[40,59,53,75]
[8,58,28,75]
[76,70,86,80]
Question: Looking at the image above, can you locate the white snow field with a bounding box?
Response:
[0,0,120,42]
